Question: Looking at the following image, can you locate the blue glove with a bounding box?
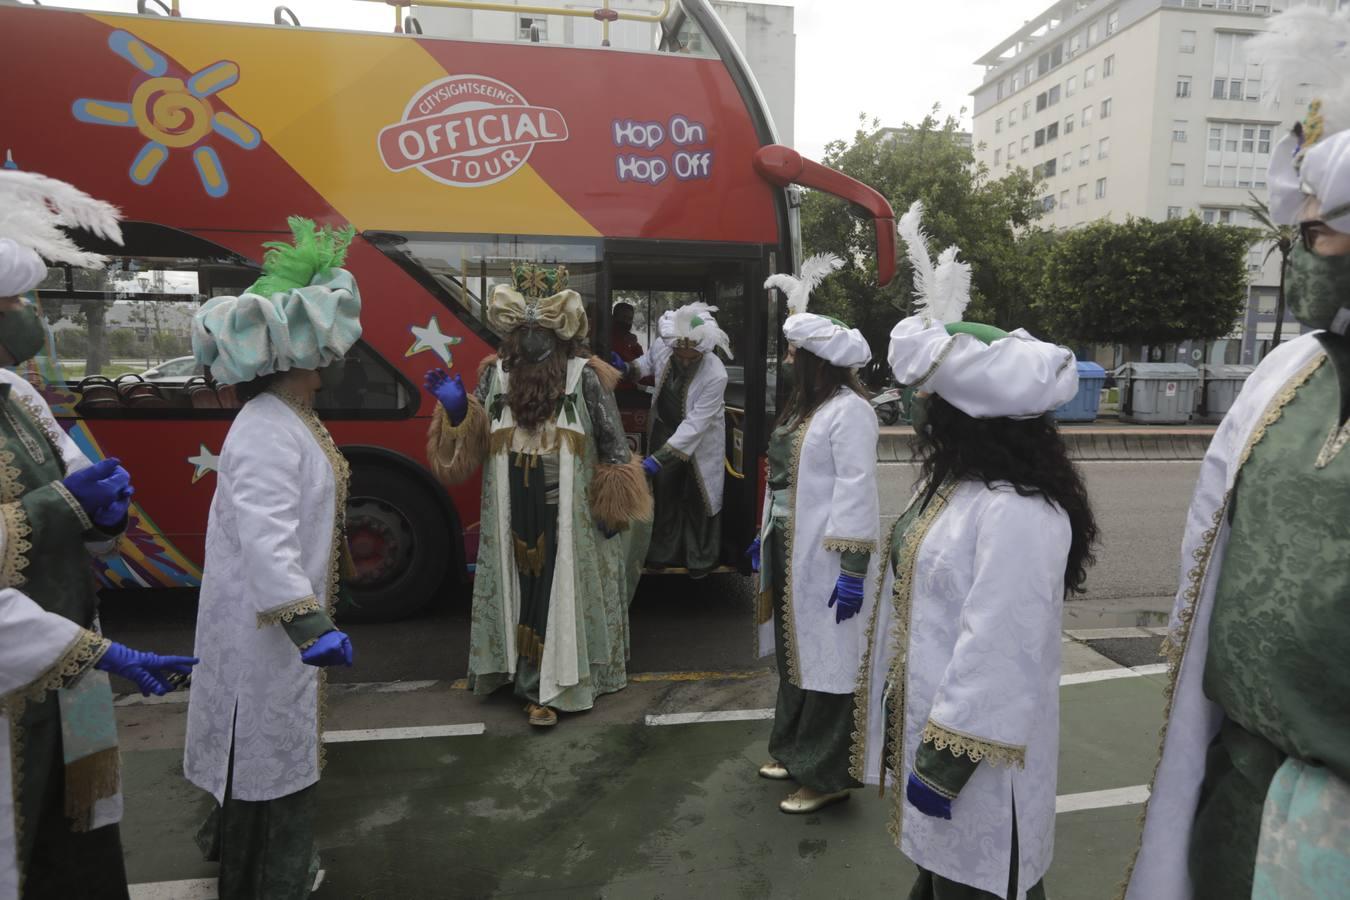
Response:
[424,368,468,425]
[63,459,135,527]
[826,572,865,624]
[94,641,198,697]
[747,537,761,574]
[906,773,953,820]
[93,482,134,529]
[300,630,354,668]
[609,351,629,377]
[641,456,661,477]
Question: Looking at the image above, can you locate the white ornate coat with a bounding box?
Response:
[756,389,881,694]
[185,393,348,804]
[853,481,1070,899]
[0,588,107,900]
[631,344,728,516]
[1125,334,1329,900]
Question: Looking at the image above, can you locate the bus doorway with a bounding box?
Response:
[601,244,771,576]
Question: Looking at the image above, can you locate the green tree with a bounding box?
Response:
[1243,192,1297,345]
[1035,217,1250,348]
[801,109,1050,353]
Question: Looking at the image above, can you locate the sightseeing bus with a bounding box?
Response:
[0,0,896,620]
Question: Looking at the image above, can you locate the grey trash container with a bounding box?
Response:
[1115,362,1200,424]
[1198,364,1255,424]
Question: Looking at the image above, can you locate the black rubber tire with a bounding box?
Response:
[337,462,454,623]
[876,401,902,427]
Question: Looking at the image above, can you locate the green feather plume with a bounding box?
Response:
[247,216,356,296]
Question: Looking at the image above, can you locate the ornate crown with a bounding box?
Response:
[512,263,569,300]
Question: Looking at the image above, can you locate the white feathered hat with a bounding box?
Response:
[764,253,870,369]
[889,201,1076,418]
[659,302,732,358]
[1248,6,1350,231]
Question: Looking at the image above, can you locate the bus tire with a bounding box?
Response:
[338,461,454,623]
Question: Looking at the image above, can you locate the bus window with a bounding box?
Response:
[368,233,603,350]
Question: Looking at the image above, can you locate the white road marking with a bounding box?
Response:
[129,879,217,899]
[1061,663,1168,686]
[114,679,445,707]
[645,708,776,727]
[322,723,486,743]
[1056,784,1151,814]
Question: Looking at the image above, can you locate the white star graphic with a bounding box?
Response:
[406,316,463,366]
[187,444,220,483]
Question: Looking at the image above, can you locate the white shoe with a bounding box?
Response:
[779,789,850,814]
[758,761,791,780]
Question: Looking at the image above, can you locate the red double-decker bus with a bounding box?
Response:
[0,0,895,620]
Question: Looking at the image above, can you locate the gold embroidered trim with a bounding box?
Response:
[1117,352,1325,898]
[7,695,27,899]
[14,393,66,464]
[1315,418,1350,469]
[912,768,959,801]
[490,426,516,456]
[909,335,959,390]
[779,416,812,687]
[267,389,350,775]
[297,635,322,652]
[823,536,877,555]
[256,595,322,628]
[3,407,45,467]
[0,445,22,504]
[1,629,109,708]
[53,481,94,532]
[0,501,33,588]
[921,720,1026,769]
[516,624,544,665]
[848,515,904,785]
[513,533,548,577]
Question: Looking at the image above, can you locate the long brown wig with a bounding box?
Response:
[776,347,868,429]
[499,328,588,431]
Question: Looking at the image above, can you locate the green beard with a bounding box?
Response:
[0,304,48,364]
[1287,244,1350,335]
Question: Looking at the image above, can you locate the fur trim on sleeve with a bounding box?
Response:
[587,355,622,393]
[426,398,489,487]
[590,458,653,531]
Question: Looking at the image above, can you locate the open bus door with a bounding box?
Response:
[600,242,767,574]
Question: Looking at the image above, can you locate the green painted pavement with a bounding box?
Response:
[120,676,1167,898]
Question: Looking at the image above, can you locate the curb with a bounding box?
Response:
[877,429,1214,462]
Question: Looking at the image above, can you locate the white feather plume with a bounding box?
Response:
[926,246,973,326]
[1247,7,1350,130]
[763,253,843,316]
[0,170,123,268]
[671,301,733,359]
[897,200,936,312]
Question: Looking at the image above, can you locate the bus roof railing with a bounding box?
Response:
[354,0,672,40]
[753,145,898,288]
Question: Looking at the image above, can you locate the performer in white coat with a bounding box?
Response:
[754,260,880,814]
[852,203,1095,900]
[0,173,196,900]
[629,303,730,576]
[1125,9,1350,899]
[184,218,361,900]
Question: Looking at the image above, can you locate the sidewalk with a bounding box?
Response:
[879,418,1217,462]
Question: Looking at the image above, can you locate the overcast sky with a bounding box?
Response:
[45,0,1050,159]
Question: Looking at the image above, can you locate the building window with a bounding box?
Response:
[1180,30,1197,53]
[995,148,1003,166]
[1104,54,1115,77]
[1042,195,1057,212]
[1070,33,1082,56]
[1061,189,1072,209]
[1013,72,1023,92]
[1022,136,1031,153]
[1083,105,1094,126]
[998,79,1007,101]
[1010,107,1018,125]
[995,117,1004,134]
[1169,164,1186,185]
[1206,120,1280,187]
[1065,114,1076,135]
[1259,126,1272,154]
[1047,122,1059,141]
[1078,183,1089,205]
[1099,137,1111,159]
[1063,151,1073,171]
[1213,32,1261,103]
[1101,97,1113,119]
[1167,206,1184,220]
[518,15,548,41]
[1081,144,1091,166]
[1067,75,1078,97]
[1024,101,1032,119]
[1173,119,1189,142]
[1009,142,1017,159]
[1088,22,1100,45]
[1048,85,1062,106]
[1045,158,1058,177]
[1085,65,1097,87]
[1096,177,1108,200]
[1107,10,1120,34]
[1036,128,1046,148]
[1177,76,1192,98]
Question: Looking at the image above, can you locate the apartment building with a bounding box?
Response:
[971,0,1345,363]
[411,1,796,146]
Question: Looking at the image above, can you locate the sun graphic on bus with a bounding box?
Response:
[71,30,259,198]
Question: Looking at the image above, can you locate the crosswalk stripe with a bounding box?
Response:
[1055,784,1150,813]
[645,708,776,726]
[322,723,486,743]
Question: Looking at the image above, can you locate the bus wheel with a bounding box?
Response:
[338,463,453,623]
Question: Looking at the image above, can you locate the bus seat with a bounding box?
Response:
[189,385,222,409]
[215,385,240,409]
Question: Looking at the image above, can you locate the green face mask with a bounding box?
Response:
[1287,244,1350,336]
[0,303,48,365]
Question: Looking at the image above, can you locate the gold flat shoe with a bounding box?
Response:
[525,703,558,727]
[758,761,791,780]
[779,789,850,814]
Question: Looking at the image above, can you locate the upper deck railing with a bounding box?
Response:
[354,0,672,43]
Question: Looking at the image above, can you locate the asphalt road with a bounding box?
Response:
[98,460,1201,685]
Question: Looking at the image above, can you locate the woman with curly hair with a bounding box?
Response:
[852,203,1098,900]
